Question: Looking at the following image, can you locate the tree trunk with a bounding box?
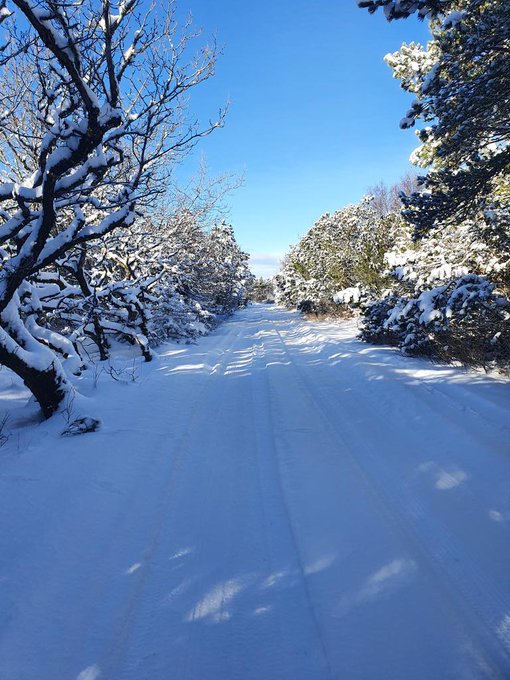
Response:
[0,344,69,418]
[0,297,72,418]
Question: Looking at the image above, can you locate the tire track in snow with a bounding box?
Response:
[89,320,247,679]
[2,306,509,679]
[266,314,510,679]
[293,320,510,562]
[119,312,331,680]
[282,317,510,548]
[249,325,334,680]
[286,318,510,455]
[279,318,510,616]
[172,335,263,680]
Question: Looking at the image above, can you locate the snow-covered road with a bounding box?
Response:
[1,304,510,680]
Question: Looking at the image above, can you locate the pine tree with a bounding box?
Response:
[360,0,510,236]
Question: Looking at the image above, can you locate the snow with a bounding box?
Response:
[1,304,510,679]
[444,10,466,28]
[333,286,361,305]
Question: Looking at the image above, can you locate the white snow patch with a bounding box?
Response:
[76,666,101,680]
[359,559,417,601]
[168,547,194,561]
[496,614,510,651]
[489,510,504,523]
[335,558,417,617]
[261,570,288,589]
[253,605,272,615]
[435,469,467,491]
[186,577,247,622]
[304,553,337,575]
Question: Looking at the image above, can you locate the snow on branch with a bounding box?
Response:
[0,0,225,417]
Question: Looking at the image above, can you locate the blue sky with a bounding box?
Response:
[174,1,430,277]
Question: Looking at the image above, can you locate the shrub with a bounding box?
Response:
[360,275,510,369]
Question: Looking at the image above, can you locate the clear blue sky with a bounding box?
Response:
[174,1,430,277]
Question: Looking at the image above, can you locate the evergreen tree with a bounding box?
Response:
[360,0,510,236]
[275,198,403,314]
[249,278,275,303]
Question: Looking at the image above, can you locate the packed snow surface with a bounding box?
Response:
[1,304,510,680]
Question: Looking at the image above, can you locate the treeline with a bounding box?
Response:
[275,0,510,371]
[249,278,275,303]
[275,179,509,368]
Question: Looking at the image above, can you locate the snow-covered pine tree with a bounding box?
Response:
[357,0,510,368]
[275,198,403,314]
[202,222,253,313]
[360,0,510,237]
[249,278,275,303]
[360,205,510,366]
[358,1,453,20]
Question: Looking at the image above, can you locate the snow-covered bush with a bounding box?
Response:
[27,211,252,363]
[358,189,510,369]
[248,278,275,303]
[385,202,510,295]
[361,275,510,369]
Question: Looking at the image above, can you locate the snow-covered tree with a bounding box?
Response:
[361,273,510,368]
[358,1,454,20]
[356,0,510,368]
[26,184,252,367]
[0,0,222,416]
[249,278,275,303]
[360,209,510,367]
[200,222,253,313]
[275,197,403,314]
[360,0,510,236]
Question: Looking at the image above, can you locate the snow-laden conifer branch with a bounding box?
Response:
[361,0,510,236]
